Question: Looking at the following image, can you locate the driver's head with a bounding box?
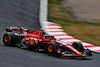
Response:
[40,29,44,31]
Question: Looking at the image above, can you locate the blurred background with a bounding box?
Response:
[48,0,100,46]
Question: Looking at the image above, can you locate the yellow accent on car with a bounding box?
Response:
[35,39,39,44]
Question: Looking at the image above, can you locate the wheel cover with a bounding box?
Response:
[4,35,9,42]
[48,44,54,52]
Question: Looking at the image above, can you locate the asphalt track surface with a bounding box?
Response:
[0,0,100,67]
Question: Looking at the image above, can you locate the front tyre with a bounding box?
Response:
[72,42,84,52]
[46,42,61,56]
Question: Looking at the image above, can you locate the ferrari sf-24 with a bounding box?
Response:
[3,26,92,58]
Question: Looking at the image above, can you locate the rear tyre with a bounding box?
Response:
[3,33,17,46]
[72,42,84,52]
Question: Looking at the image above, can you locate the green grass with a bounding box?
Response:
[48,0,100,46]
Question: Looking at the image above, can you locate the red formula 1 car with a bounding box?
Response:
[3,26,92,58]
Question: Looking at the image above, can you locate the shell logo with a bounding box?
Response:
[30,40,35,45]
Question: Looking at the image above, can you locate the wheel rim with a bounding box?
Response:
[4,35,9,42]
[48,44,54,52]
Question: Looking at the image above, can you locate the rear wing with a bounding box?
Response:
[6,26,29,33]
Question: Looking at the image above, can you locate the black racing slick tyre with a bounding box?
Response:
[3,32,17,46]
[46,42,61,56]
[72,42,84,52]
